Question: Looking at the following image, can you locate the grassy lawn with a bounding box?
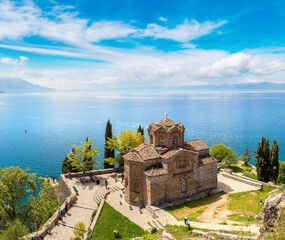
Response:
[228,163,258,180]
[164,225,201,240]
[91,202,146,240]
[166,192,225,221]
[228,185,275,223]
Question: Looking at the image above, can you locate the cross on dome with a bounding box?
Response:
[165,112,168,119]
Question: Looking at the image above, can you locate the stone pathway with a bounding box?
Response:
[44,173,122,240]
[45,172,261,239]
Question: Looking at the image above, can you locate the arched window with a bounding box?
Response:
[150,135,153,144]
[125,177,128,188]
[178,159,186,169]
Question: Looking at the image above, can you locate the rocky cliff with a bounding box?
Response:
[260,191,285,231]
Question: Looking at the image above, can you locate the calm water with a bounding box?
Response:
[0,91,284,178]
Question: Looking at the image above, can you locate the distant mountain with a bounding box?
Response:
[0,78,53,93]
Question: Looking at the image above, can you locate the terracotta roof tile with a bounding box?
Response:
[198,156,217,166]
[185,139,209,151]
[145,167,168,177]
[149,118,184,132]
[132,142,160,161]
[123,152,143,162]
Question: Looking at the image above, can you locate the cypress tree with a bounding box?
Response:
[104,119,115,168]
[137,125,145,141]
[270,140,279,184]
[255,136,271,182]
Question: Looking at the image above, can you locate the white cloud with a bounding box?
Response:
[197,53,285,77]
[0,1,226,47]
[139,19,227,43]
[0,56,28,66]
[159,17,167,22]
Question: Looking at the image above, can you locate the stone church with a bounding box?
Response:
[123,116,218,206]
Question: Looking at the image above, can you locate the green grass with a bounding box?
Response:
[166,192,225,221]
[164,225,199,240]
[228,214,260,224]
[229,164,253,174]
[91,202,146,240]
[228,185,275,216]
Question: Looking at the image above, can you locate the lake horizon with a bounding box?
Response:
[1,90,284,178]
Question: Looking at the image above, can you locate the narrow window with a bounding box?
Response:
[172,137,177,146]
[181,177,187,193]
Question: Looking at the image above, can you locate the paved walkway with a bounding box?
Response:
[45,172,261,239]
[44,173,122,240]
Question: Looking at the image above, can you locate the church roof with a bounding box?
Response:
[123,152,143,162]
[145,167,168,177]
[198,156,217,166]
[130,142,160,161]
[148,117,184,132]
[184,139,209,152]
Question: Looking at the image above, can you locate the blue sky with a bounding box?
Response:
[0,0,285,90]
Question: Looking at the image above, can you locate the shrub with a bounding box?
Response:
[91,210,97,220]
[151,227,157,234]
[142,234,160,240]
[73,222,86,239]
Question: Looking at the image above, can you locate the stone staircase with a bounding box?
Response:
[93,184,123,205]
[147,218,165,230]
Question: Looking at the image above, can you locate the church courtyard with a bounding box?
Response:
[45,170,266,240]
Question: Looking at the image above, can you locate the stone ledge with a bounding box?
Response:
[222,172,263,189]
[63,167,124,179]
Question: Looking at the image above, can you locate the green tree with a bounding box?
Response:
[0,167,37,221]
[28,177,60,230]
[67,137,100,174]
[103,119,115,169]
[0,219,28,240]
[137,125,145,141]
[73,221,86,239]
[107,130,144,166]
[254,136,271,182]
[62,153,80,174]
[270,140,279,184]
[210,143,237,168]
[239,148,253,166]
[277,161,285,184]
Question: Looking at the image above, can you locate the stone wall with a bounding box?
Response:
[196,162,217,192]
[63,167,123,179]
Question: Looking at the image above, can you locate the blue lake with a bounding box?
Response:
[0,91,284,178]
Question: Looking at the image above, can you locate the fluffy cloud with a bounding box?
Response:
[198,53,285,77]
[6,49,285,90]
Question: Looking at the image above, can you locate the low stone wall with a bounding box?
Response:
[25,174,78,240]
[222,172,263,189]
[63,167,124,179]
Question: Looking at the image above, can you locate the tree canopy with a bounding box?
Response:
[239,148,253,166]
[67,137,100,174]
[0,167,37,221]
[106,130,144,166]
[210,143,237,168]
